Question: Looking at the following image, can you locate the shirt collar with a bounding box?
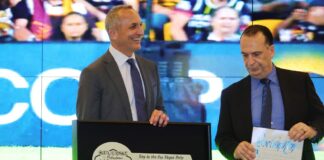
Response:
[109,45,136,66]
[267,65,278,85]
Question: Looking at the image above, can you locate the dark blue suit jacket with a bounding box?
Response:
[216,67,324,160]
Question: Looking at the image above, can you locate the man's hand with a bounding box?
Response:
[234,141,256,160]
[149,109,169,127]
[288,122,317,142]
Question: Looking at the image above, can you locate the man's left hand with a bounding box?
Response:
[149,109,169,127]
[288,122,317,141]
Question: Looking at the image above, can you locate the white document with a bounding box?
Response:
[251,127,304,160]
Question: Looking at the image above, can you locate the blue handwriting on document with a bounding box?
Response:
[255,133,297,155]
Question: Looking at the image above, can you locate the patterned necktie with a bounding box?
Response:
[127,59,147,121]
[260,78,272,128]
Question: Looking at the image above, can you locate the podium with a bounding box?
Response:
[73,120,211,160]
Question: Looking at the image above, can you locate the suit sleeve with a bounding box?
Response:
[215,89,239,160]
[76,67,102,120]
[305,74,324,142]
[153,63,165,111]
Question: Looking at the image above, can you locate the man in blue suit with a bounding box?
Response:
[216,25,324,160]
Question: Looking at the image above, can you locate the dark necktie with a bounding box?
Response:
[260,78,272,128]
[127,58,147,121]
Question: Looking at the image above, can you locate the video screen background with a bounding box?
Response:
[1,0,324,160]
[1,0,324,42]
[1,42,324,160]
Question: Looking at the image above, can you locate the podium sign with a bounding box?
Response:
[73,120,211,160]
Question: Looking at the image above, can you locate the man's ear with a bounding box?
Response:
[108,29,117,40]
[270,45,275,58]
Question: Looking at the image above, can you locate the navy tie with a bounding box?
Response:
[260,78,272,128]
[127,59,147,121]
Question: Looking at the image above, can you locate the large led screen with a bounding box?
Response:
[0,42,323,160]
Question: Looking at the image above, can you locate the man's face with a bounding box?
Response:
[61,14,88,41]
[240,32,274,79]
[212,8,240,34]
[109,9,144,56]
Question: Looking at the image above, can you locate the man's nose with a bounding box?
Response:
[137,26,144,35]
[246,56,255,65]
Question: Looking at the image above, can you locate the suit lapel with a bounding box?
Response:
[239,76,254,139]
[103,51,132,120]
[276,67,291,130]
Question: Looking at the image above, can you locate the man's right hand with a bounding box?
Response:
[149,109,169,127]
[234,141,256,160]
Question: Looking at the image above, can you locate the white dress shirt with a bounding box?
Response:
[109,45,146,121]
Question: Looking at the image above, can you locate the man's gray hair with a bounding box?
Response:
[105,5,134,32]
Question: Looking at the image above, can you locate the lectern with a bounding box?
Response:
[72,120,211,160]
